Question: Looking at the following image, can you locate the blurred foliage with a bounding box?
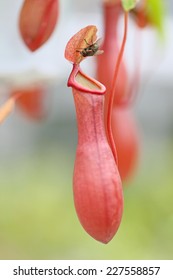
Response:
[0,132,173,260]
[122,0,139,11]
[146,0,165,35]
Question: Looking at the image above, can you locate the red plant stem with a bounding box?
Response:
[119,25,141,107]
[125,26,141,106]
[106,11,128,163]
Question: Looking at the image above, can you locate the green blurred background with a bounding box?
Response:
[0,0,173,259]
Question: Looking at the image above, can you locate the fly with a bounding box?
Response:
[76,38,104,57]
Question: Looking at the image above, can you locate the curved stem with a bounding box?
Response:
[119,23,141,107]
[106,11,128,164]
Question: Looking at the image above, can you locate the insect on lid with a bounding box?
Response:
[65,25,98,64]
